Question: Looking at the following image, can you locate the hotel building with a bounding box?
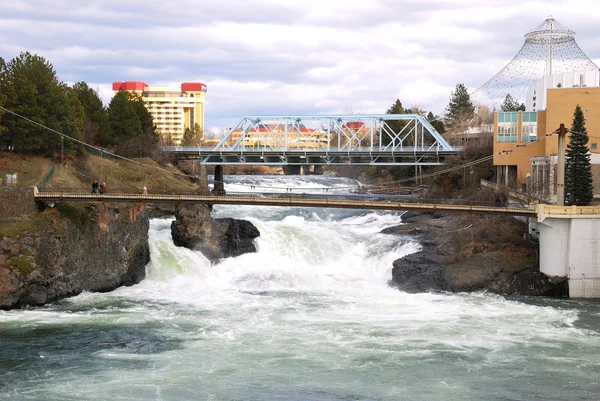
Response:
[112,81,207,145]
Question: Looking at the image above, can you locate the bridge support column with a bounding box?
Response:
[536,205,600,298]
[313,165,324,175]
[213,165,226,195]
[283,160,301,175]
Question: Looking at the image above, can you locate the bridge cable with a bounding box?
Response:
[0,105,210,183]
[0,105,566,193]
[361,130,558,191]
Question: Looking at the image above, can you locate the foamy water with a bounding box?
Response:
[1,176,599,400]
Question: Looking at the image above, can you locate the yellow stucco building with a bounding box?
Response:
[493,87,600,197]
[112,81,207,145]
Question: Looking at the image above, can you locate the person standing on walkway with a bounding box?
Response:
[92,180,99,194]
[143,185,148,195]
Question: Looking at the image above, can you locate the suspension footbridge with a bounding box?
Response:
[34,188,536,216]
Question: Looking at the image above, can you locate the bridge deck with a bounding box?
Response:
[34,191,537,216]
[162,147,458,166]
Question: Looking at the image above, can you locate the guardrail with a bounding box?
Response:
[34,189,537,216]
[37,165,55,190]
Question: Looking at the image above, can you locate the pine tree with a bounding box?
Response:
[500,94,525,112]
[444,83,474,130]
[73,81,111,146]
[427,111,445,134]
[0,52,84,153]
[181,124,204,146]
[383,99,407,146]
[564,105,594,206]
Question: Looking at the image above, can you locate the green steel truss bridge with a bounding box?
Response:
[162,115,459,166]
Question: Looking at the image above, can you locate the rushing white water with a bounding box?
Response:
[1,176,600,401]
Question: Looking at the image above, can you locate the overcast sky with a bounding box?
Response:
[1,0,599,130]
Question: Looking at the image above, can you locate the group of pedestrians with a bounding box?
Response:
[91,180,108,194]
[91,180,147,195]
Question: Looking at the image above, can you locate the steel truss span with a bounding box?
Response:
[162,114,458,166]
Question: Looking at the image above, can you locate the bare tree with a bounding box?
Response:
[343,106,362,115]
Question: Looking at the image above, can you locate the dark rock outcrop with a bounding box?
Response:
[171,204,260,262]
[387,212,568,296]
[0,203,150,309]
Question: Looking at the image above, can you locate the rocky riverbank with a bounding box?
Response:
[0,200,262,309]
[386,212,568,296]
[0,202,150,309]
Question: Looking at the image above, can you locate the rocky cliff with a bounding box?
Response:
[0,202,150,309]
[386,212,568,297]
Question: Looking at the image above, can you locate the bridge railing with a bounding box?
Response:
[35,187,535,210]
[36,187,211,196]
[161,146,456,154]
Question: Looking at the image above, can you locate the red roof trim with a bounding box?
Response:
[181,82,208,92]
[112,81,147,91]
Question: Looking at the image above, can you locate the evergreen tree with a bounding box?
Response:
[500,94,525,112]
[444,83,474,130]
[125,91,156,138]
[0,52,84,153]
[427,111,445,134]
[383,99,407,146]
[73,81,111,145]
[107,91,142,141]
[564,105,594,206]
[182,123,204,146]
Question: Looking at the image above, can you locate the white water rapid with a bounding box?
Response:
[1,175,599,401]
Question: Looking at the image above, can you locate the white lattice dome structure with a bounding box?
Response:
[472,17,599,108]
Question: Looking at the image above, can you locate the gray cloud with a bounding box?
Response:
[1,0,598,129]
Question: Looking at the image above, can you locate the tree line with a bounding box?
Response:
[382,83,594,205]
[0,52,159,157]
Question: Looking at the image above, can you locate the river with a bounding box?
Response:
[1,175,599,400]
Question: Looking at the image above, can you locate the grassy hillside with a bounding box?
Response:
[0,152,53,187]
[0,152,200,193]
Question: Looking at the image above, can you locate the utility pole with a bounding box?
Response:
[556,123,567,206]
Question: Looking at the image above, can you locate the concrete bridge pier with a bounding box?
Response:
[283,165,301,175]
[213,165,226,195]
[284,157,302,175]
[535,205,600,298]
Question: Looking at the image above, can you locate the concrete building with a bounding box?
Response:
[493,81,600,199]
[112,81,207,145]
[526,70,600,112]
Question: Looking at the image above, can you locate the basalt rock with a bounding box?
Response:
[0,202,150,310]
[171,204,260,262]
[387,212,568,297]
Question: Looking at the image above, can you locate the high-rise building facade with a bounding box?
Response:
[112,81,207,145]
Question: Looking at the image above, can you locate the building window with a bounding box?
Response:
[498,112,518,142]
[521,112,538,142]
[592,143,598,150]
